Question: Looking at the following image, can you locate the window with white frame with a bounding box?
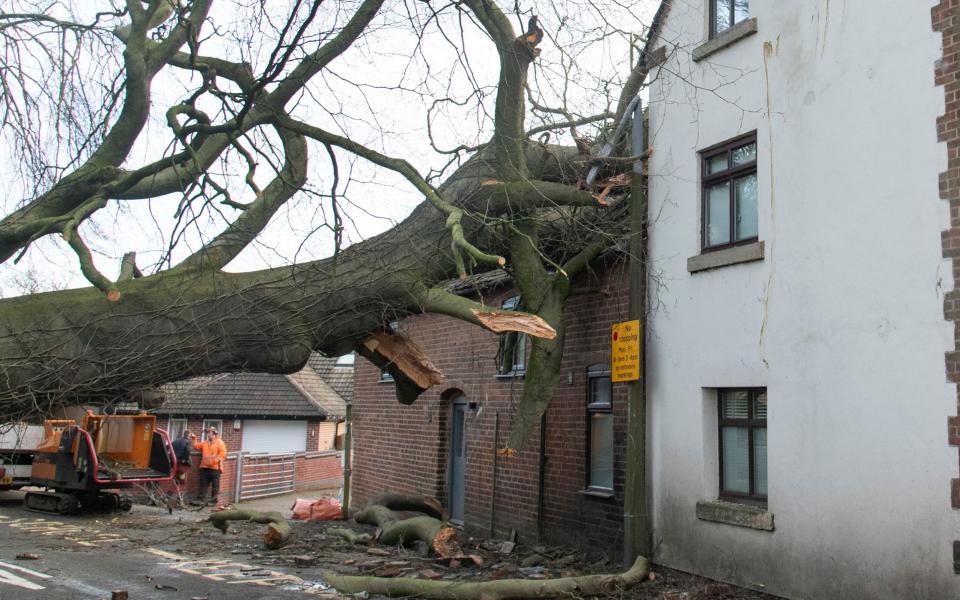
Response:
[718,388,767,505]
[587,364,613,490]
[496,296,527,376]
[202,419,223,436]
[710,0,749,38]
[167,418,187,438]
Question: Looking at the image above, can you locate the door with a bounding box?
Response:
[448,397,467,524]
[242,420,307,453]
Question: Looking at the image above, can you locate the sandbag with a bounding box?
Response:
[291,497,342,521]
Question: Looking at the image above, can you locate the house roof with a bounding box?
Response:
[306,354,355,404]
[155,355,351,419]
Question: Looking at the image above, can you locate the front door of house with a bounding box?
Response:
[448,396,467,524]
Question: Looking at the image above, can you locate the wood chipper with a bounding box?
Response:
[25,412,176,514]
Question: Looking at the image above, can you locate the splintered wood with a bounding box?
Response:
[361,332,444,389]
[471,310,556,340]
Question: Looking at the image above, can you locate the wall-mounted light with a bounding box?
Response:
[233,419,241,430]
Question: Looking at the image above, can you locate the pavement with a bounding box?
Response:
[226,487,342,516]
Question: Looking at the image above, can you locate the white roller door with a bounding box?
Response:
[242,420,307,453]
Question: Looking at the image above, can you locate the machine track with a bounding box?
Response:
[24,490,79,515]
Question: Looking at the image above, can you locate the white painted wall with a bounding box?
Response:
[645,1,959,598]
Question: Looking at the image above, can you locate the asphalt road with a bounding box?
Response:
[0,490,331,600]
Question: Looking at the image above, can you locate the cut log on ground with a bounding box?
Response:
[365,493,448,521]
[325,555,652,600]
[355,495,461,557]
[209,509,292,549]
[329,527,373,545]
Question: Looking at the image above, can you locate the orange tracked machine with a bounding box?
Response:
[25,412,176,514]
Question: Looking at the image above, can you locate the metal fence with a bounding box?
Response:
[234,452,297,501]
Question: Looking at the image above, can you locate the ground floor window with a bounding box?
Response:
[202,419,223,436]
[166,418,187,438]
[587,364,613,490]
[718,388,767,505]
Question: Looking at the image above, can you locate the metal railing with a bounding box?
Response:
[234,452,297,501]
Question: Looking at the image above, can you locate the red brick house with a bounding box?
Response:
[155,354,350,503]
[351,266,631,553]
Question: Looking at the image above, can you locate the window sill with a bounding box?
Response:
[495,371,525,380]
[693,18,758,62]
[687,241,764,273]
[579,487,614,499]
[696,499,774,531]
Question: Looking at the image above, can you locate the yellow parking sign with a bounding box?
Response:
[611,320,641,382]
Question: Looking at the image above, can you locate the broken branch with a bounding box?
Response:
[325,555,652,600]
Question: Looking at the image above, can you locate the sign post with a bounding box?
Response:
[611,319,641,383]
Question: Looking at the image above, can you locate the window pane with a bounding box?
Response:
[706,182,731,246]
[734,174,758,240]
[514,333,527,370]
[589,376,612,407]
[706,153,728,174]
[721,390,749,419]
[590,413,614,489]
[753,427,767,496]
[722,426,750,493]
[734,0,749,24]
[732,143,756,165]
[753,390,767,420]
[714,0,732,33]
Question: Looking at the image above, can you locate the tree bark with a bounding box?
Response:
[209,509,291,549]
[355,495,461,557]
[325,555,651,600]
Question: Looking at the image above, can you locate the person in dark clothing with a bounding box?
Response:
[171,430,192,483]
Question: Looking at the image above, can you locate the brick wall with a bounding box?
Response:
[352,266,632,553]
[155,416,342,505]
[934,0,960,574]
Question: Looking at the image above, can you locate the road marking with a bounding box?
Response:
[145,548,314,591]
[6,517,128,547]
[0,561,51,579]
[0,560,50,592]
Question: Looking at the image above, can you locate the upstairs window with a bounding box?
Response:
[586,364,613,490]
[710,0,749,38]
[700,132,758,251]
[718,388,767,505]
[496,296,527,376]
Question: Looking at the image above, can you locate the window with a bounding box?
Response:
[167,418,187,438]
[710,0,749,37]
[202,419,223,436]
[700,132,758,251]
[587,364,614,490]
[496,296,527,376]
[718,389,767,505]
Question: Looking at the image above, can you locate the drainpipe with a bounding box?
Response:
[622,96,650,565]
[536,412,547,542]
[342,404,352,519]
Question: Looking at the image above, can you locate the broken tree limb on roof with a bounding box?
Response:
[209,509,291,549]
[357,332,444,405]
[324,555,652,600]
[471,309,556,339]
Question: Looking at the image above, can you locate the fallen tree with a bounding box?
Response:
[325,555,652,600]
[209,509,292,549]
[0,1,661,454]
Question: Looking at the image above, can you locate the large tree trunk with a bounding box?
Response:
[325,555,652,600]
[0,148,569,416]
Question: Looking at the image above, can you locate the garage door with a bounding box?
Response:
[242,420,307,453]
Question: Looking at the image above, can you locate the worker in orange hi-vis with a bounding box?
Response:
[191,427,227,505]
